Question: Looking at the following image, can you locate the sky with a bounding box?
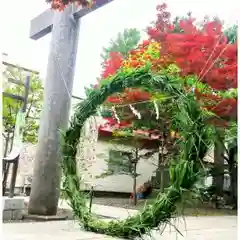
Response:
[1,0,238,98]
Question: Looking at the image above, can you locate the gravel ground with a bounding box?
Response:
[93,197,137,209]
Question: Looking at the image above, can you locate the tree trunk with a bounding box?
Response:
[230,165,237,208]
[132,148,138,206]
[213,141,225,197]
[28,5,80,215]
[229,147,237,209]
[159,137,166,193]
[160,167,164,192]
[133,164,137,206]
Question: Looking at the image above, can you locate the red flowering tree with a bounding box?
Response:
[48,1,237,121]
[96,4,237,202]
[146,3,237,120]
[49,0,237,203]
[99,3,237,124]
[145,3,237,203]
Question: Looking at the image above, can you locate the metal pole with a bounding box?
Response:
[22,74,30,112]
[9,157,19,198]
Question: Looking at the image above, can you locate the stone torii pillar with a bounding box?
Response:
[28,0,113,216]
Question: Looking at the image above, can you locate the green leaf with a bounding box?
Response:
[3,65,43,144]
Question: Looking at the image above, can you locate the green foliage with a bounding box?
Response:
[224,24,237,43]
[61,65,214,238]
[3,66,43,144]
[225,122,237,145]
[222,121,237,158]
[100,63,185,134]
[100,28,141,60]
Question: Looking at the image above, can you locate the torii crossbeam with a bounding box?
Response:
[30,0,113,40]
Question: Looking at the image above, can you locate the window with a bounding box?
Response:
[108,150,132,174]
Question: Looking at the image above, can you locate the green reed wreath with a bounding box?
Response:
[61,66,213,239]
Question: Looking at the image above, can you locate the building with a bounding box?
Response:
[77,116,160,193]
[13,98,228,195]
[74,116,221,194]
[13,111,230,196]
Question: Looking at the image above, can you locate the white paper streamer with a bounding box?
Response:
[112,106,120,124]
[129,104,141,119]
[153,100,159,120]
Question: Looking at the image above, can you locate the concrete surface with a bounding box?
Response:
[3,215,237,240]
[4,197,237,239]
[3,197,25,210]
[58,198,138,219]
[23,197,138,220]
[2,197,25,221]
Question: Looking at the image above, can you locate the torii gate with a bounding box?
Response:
[28,0,114,216]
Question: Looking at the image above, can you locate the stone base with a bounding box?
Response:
[2,197,25,221]
[23,214,68,221]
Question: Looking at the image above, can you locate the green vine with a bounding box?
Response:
[61,66,214,239]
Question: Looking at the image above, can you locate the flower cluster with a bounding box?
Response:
[195,89,237,118]
[106,89,151,105]
[100,41,162,104]
[101,52,123,79]
[101,41,161,79]
[122,40,161,70]
[47,0,95,11]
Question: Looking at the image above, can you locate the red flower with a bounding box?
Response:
[147,27,161,39]
[142,40,150,47]
[50,0,95,11]
[203,21,222,36]
[101,52,123,79]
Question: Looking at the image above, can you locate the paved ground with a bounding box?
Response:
[3,215,237,240]
[3,198,237,239]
